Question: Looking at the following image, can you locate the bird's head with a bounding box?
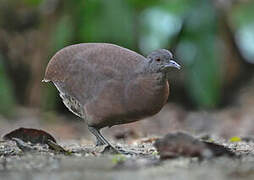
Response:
[147,49,181,74]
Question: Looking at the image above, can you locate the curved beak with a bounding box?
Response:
[164,60,181,70]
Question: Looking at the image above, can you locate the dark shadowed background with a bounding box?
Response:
[0,0,254,142]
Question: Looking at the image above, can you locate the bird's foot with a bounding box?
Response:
[101,145,138,155]
[101,145,119,154]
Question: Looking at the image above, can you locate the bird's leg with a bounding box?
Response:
[87,127,106,146]
[88,126,137,155]
[88,126,118,152]
[96,138,106,146]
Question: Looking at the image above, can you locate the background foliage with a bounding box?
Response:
[0,0,254,117]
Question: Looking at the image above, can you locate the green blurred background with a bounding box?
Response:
[0,0,254,118]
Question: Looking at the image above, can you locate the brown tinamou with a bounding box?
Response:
[43,43,180,149]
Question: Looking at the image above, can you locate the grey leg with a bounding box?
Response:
[88,126,134,155]
[96,138,106,146]
[88,126,115,148]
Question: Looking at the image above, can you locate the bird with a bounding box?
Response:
[43,43,181,151]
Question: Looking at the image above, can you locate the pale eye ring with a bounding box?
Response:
[156,58,161,62]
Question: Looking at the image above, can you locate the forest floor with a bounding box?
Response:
[1,135,254,180]
[1,97,254,180]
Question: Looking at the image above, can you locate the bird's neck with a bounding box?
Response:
[138,72,167,86]
[151,72,167,85]
[135,63,167,84]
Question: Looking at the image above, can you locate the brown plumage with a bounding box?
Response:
[43,43,180,149]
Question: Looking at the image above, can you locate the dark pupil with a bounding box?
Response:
[156,58,160,62]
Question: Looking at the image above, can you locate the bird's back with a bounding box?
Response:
[44,43,145,81]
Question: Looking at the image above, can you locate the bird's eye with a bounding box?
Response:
[156,58,161,62]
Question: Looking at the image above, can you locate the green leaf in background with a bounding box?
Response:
[232,1,254,63]
[0,55,16,117]
[127,0,161,10]
[50,15,74,54]
[162,0,196,16]
[139,6,182,54]
[232,1,254,27]
[78,0,135,49]
[176,0,221,108]
[23,0,43,6]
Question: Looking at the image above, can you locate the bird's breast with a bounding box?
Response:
[124,73,169,120]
